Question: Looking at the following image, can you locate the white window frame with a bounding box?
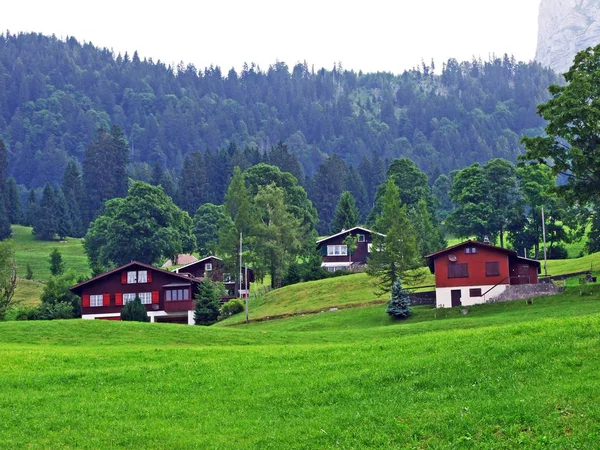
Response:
[127,271,137,284]
[205,263,213,271]
[90,294,104,307]
[138,292,152,305]
[357,234,365,242]
[123,293,137,304]
[327,245,348,256]
[137,270,148,283]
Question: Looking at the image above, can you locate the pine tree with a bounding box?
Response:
[194,280,220,325]
[33,183,58,240]
[55,189,72,240]
[49,249,64,276]
[177,151,206,215]
[83,126,129,222]
[330,191,360,233]
[0,200,11,240]
[367,179,423,294]
[25,264,33,280]
[121,295,150,322]
[25,189,38,228]
[386,279,412,319]
[5,177,22,224]
[62,161,86,237]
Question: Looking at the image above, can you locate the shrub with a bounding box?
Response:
[194,280,220,325]
[40,271,81,318]
[548,244,569,260]
[386,279,412,319]
[120,296,150,322]
[10,307,40,321]
[221,299,244,317]
[38,302,74,320]
[25,264,33,280]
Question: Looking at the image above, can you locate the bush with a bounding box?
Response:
[120,296,150,322]
[40,271,82,318]
[221,299,244,317]
[10,307,41,321]
[548,244,569,260]
[194,280,220,325]
[25,264,33,280]
[38,302,74,320]
[386,279,412,319]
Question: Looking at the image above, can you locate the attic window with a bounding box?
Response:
[127,271,137,284]
[205,263,213,271]
[465,247,477,254]
[357,234,365,242]
[138,270,148,283]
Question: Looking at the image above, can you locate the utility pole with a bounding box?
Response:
[239,232,248,323]
[541,207,548,277]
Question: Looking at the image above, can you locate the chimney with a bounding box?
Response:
[483,235,490,244]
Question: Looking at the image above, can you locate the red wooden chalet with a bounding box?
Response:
[70,261,201,324]
[316,226,384,272]
[174,255,254,301]
[425,240,541,308]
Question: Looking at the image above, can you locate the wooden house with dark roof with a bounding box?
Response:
[316,226,384,272]
[70,261,202,324]
[174,255,255,300]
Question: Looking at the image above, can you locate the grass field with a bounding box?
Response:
[10,225,89,281]
[218,271,435,326]
[2,287,600,448]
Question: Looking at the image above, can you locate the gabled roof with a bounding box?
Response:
[425,240,517,259]
[162,254,199,268]
[173,255,223,273]
[316,226,385,245]
[425,240,541,273]
[69,261,200,294]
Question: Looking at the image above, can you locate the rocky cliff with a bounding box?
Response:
[535,0,600,74]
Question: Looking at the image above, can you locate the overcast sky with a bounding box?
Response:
[2,0,541,74]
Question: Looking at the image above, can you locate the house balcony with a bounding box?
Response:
[164,300,195,312]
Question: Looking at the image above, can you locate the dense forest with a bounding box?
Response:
[0,32,558,187]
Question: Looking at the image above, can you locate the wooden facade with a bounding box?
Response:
[174,256,255,300]
[316,226,383,272]
[70,261,201,324]
[426,240,541,308]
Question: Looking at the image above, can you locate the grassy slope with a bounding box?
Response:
[6,225,89,307]
[218,271,435,326]
[10,225,89,281]
[2,288,600,447]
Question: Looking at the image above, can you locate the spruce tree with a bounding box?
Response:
[330,191,360,234]
[33,183,58,240]
[0,200,11,240]
[194,280,220,325]
[25,189,38,228]
[121,295,150,322]
[62,161,86,237]
[49,249,64,276]
[367,179,423,294]
[386,279,412,319]
[25,264,33,280]
[5,177,22,224]
[55,189,72,240]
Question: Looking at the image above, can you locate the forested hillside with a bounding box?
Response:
[0,32,558,190]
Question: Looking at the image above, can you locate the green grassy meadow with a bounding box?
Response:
[2,287,600,448]
[10,225,90,281]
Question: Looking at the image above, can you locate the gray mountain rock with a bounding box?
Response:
[535,0,600,74]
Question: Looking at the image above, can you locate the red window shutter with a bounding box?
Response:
[103,293,110,307]
[121,272,127,284]
[82,295,90,308]
[147,271,152,283]
[152,291,159,304]
[115,293,123,306]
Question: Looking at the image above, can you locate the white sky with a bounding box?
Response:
[2,0,541,74]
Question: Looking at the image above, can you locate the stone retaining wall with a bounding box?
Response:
[491,283,563,303]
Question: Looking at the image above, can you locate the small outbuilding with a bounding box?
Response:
[316,226,384,272]
[426,240,541,308]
